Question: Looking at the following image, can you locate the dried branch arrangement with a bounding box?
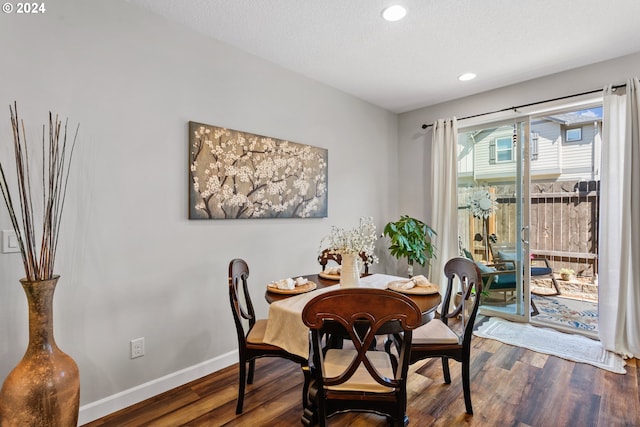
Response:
[0,103,79,281]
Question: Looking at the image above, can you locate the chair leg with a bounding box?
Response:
[441,357,451,384]
[461,355,473,415]
[550,274,561,295]
[302,380,319,426]
[389,415,407,427]
[236,360,247,414]
[317,394,327,427]
[531,299,539,316]
[247,359,256,384]
[301,363,312,413]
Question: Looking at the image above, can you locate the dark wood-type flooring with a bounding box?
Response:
[83,333,639,427]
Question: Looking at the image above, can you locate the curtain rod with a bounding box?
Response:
[420,83,626,130]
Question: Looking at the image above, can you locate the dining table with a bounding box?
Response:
[263,273,442,359]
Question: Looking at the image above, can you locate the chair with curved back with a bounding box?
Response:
[228,258,307,414]
[408,257,483,415]
[302,288,422,426]
[317,249,370,275]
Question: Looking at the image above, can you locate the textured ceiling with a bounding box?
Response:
[127,0,640,113]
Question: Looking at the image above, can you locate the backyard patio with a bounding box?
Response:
[531,274,598,302]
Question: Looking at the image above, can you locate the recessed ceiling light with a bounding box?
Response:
[381,5,407,21]
[458,72,477,81]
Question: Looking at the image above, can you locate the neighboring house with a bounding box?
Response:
[457,107,603,185]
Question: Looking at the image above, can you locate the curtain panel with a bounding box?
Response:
[428,118,459,297]
[600,77,640,358]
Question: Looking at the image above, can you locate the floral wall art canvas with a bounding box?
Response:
[189,122,328,219]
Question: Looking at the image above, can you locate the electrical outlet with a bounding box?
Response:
[130,337,145,359]
[2,230,20,253]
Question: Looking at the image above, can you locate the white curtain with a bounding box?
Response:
[600,77,640,358]
[428,118,459,295]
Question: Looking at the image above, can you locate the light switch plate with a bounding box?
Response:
[2,230,20,253]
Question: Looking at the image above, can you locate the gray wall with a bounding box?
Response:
[2,0,639,422]
[0,0,399,421]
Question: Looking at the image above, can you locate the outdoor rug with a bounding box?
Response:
[474,317,626,374]
[532,295,598,334]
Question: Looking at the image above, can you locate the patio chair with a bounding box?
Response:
[488,242,560,296]
[461,248,541,315]
[461,247,518,302]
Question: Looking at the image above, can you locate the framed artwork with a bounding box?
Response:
[189,121,328,219]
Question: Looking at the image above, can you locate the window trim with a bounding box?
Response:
[565,127,582,142]
[495,136,514,163]
[530,132,539,160]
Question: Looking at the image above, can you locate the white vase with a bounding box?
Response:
[340,253,360,287]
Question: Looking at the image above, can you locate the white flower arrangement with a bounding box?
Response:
[469,189,497,219]
[320,216,379,265]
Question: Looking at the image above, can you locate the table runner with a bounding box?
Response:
[263,274,404,358]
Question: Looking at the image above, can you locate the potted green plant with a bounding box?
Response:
[559,268,574,281]
[383,215,436,276]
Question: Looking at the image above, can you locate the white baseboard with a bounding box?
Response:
[78,350,237,426]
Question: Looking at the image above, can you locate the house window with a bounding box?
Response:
[495,136,513,162]
[566,127,582,142]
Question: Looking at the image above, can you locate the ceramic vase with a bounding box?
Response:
[407,263,414,277]
[340,253,360,287]
[0,275,80,427]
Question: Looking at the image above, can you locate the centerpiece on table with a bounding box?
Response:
[0,103,80,426]
[319,216,379,287]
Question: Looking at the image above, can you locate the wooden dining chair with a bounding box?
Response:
[301,288,422,426]
[228,258,307,414]
[317,249,370,274]
[407,257,483,415]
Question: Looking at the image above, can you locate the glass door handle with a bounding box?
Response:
[521,226,529,245]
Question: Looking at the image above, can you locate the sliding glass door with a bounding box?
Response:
[457,101,603,326]
[457,119,532,322]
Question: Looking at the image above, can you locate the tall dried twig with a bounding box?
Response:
[0,102,79,281]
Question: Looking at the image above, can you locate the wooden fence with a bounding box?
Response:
[458,180,599,277]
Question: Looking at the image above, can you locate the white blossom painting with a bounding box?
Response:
[189,122,328,219]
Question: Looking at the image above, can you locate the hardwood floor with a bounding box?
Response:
[83,337,639,427]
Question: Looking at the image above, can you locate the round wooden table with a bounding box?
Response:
[265,273,441,326]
